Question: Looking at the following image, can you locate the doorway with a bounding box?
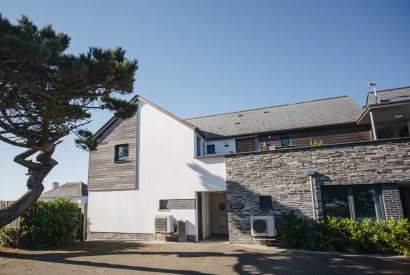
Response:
[197,191,228,241]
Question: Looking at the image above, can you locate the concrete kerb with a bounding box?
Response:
[85,239,408,260]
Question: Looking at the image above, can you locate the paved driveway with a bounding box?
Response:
[0,241,409,274]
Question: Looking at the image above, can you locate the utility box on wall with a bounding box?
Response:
[178,220,187,242]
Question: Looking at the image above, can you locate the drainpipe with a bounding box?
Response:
[307,170,316,221]
[370,111,378,140]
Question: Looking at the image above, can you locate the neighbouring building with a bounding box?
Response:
[87,86,410,243]
[40,181,88,205]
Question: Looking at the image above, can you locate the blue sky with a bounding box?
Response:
[1,0,409,199]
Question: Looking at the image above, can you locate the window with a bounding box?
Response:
[253,138,260,151]
[159,200,168,210]
[321,186,350,219]
[259,196,272,209]
[207,144,216,154]
[352,186,383,222]
[196,137,201,156]
[114,144,129,161]
[322,185,384,221]
[280,137,290,147]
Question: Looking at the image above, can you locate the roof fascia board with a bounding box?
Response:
[93,95,202,141]
[137,96,197,130]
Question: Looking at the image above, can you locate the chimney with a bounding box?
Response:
[368,82,378,103]
[52,182,59,189]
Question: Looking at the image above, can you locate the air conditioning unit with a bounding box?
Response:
[155,215,174,233]
[250,215,277,237]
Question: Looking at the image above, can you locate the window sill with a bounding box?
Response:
[114,160,131,163]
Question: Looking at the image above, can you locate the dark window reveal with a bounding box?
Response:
[280,137,290,147]
[159,200,168,210]
[322,185,384,221]
[207,144,216,154]
[196,137,201,156]
[259,196,273,209]
[114,144,129,161]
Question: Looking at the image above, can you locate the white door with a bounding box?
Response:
[211,193,228,234]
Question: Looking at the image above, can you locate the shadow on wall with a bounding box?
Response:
[187,161,226,191]
[187,160,315,243]
[227,180,310,243]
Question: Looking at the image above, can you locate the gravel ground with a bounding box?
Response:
[0,241,409,274]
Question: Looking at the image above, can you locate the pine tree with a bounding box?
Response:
[0,15,138,227]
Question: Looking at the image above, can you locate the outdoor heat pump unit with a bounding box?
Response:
[250,215,277,237]
[155,215,174,233]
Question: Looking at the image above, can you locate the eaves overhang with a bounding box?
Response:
[92,95,205,141]
[357,99,410,125]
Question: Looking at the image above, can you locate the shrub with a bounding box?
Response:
[310,139,326,146]
[0,226,19,248]
[278,211,309,248]
[19,198,80,247]
[277,213,410,256]
[316,217,410,256]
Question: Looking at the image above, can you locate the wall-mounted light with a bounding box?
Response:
[394,113,404,119]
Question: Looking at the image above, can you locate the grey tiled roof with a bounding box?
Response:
[367,86,410,106]
[186,96,363,139]
[40,182,88,198]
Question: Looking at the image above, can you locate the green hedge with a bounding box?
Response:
[0,198,81,248]
[19,198,80,247]
[277,212,410,256]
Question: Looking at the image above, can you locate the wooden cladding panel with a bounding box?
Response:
[88,115,137,191]
[258,125,372,149]
[236,137,256,153]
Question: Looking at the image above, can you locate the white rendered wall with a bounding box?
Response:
[88,190,139,233]
[206,139,236,155]
[88,100,226,236]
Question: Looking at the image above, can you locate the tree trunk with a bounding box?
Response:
[0,150,57,228]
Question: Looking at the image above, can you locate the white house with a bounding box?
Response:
[40,181,88,205]
[88,97,228,241]
[87,87,410,243]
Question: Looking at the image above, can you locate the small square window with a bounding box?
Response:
[114,144,129,161]
[280,137,290,147]
[259,196,272,209]
[207,144,216,154]
[159,200,168,210]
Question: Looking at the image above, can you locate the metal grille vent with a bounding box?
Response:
[155,217,167,232]
[252,219,267,233]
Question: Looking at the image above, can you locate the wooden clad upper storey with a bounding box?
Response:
[88,114,137,191]
[234,125,372,153]
[257,125,371,151]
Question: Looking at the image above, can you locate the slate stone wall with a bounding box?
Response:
[161,199,196,209]
[225,138,410,243]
